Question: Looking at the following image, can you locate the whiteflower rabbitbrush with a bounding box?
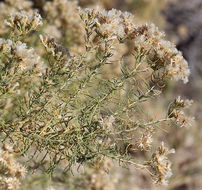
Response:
[0,0,194,188]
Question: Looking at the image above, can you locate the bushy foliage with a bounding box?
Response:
[0,0,194,189]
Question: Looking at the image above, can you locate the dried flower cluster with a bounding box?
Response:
[147,142,175,186]
[132,24,190,83]
[40,35,70,64]
[0,0,33,35]
[168,96,195,127]
[79,8,136,40]
[4,10,42,35]
[136,126,153,151]
[0,38,45,73]
[0,144,26,190]
[79,8,190,83]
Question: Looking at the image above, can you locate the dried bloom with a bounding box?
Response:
[0,177,20,190]
[166,55,190,83]
[40,35,70,64]
[0,0,33,35]
[15,41,46,72]
[0,144,26,190]
[98,9,125,39]
[79,8,190,83]
[172,110,194,128]
[147,142,175,186]
[0,38,46,73]
[4,10,42,35]
[15,41,39,70]
[136,126,153,151]
[132,24,190,83]
[168,96,193,112]
[175,96,194,109]
[168,96,194,127]
[79,7,136,40]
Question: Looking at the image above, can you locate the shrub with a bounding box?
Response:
[0,0,194,188]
